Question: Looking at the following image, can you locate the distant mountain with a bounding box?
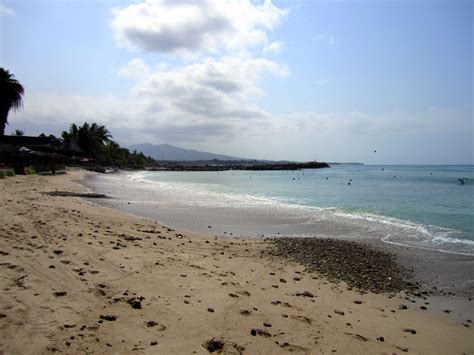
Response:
[128,143,246,161]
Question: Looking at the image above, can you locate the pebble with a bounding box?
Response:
[296,291,314,298]
[250,328,271,337]
[270,238,416,293]
[396,346,409,352]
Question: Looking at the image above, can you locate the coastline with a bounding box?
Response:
[82,170,474,297]
[0,169,472,354]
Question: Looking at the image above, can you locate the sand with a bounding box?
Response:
[0,170,472,354]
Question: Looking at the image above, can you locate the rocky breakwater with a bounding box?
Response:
[269,237,418,294]
[155,161,330,171]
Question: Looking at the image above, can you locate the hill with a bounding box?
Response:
[127,143,245,161]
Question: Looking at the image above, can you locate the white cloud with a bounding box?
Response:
[105,0,290,144]
[110,0,288,55]
[0,3,14,16]
[263,40,285,54]
[121,55,288,124]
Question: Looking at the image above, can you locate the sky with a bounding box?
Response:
[0,0,472,164]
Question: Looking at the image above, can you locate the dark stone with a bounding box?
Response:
[127,297,142,309]
[203,338,225,352]
[250,328,271,337]
[396,346,409,352]
[296,291,314,298]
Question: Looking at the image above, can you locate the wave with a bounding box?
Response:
[118,171,474,256]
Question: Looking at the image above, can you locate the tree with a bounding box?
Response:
[61,122,155,168]
[13,129,24,136]
[0,68,25,136]
[62,122,112,157]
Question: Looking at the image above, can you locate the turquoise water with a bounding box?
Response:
[91,165,474,255]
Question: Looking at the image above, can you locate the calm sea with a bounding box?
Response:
[86,165,474,256]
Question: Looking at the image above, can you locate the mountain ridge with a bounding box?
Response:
[128,143,246,161]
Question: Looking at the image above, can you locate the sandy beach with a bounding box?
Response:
[0,170,472,354]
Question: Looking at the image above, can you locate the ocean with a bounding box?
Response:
[83,165,474,256]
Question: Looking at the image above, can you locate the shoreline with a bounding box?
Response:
[81,170,474,298]
[0,169,472,354]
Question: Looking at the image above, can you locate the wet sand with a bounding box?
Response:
[0,169,472,354]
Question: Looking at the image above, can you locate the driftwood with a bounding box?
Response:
[45,191,109,198]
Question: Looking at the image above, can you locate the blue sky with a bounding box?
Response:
[1,0,472,164]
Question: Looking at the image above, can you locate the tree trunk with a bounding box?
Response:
[0,103,10,136]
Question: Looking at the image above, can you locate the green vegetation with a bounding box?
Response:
[0,168,15,178]
[62,122,155,169]
[13,129,24,136]
[62,122,112,158]
[101,140,155,169]
[0,68,24,136]
[24,166,36,175]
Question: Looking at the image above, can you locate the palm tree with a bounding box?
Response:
[0,68,25,136]
[62,122,112,157]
